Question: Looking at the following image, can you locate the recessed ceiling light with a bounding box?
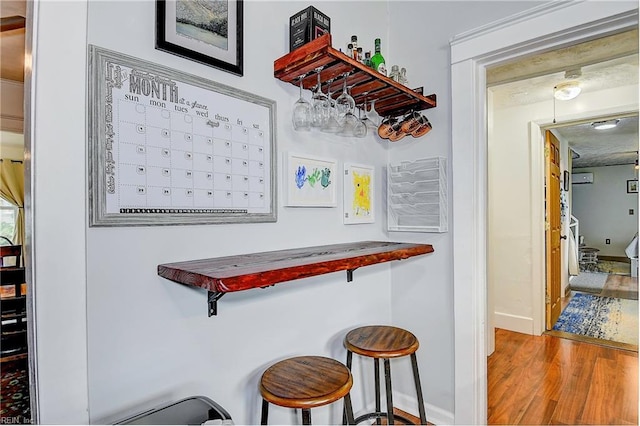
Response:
[553,81,581,101]
[591,119,620,130]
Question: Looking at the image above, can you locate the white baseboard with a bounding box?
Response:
[394,391,455,425]
[494,311,534,335]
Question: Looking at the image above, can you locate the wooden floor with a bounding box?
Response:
[488,328,639,425]
[601,274,639,299]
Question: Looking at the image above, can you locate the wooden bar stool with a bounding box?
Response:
[259,355,356,425]
[344,325,427,425]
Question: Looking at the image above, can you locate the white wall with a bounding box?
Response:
[385,0,544,418]
[31,1,545,424]
[572,164,638,257]
[86,1,394,425]
[489,85,639,335]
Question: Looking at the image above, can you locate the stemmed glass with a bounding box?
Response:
[353,106,367,138]
[360,94,379,131]
[311,67,330,128]
[292,75,311,131]
[335,73,356,122]
[337,85,358,137]
[321,78,342,133]
[364,99,380,127]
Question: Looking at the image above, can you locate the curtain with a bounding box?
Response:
[0,160,25,262]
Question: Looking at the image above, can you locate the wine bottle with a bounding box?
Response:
[370,38,387,76]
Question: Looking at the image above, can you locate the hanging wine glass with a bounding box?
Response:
[311,67,330,128]
[335,73,355,121]
[292,75,311,131]
[337,84,358,137]
[366,98,381,127]
[360,94,378,131]
[353,106,367,138]
[321,78,342,134]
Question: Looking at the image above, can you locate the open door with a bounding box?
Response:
[545,130,562,329]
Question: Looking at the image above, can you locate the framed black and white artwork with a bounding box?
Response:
[156,0,243,76]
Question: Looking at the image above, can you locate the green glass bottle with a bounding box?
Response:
[370,38,387,76]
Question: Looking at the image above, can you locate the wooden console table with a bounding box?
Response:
[158,241,434,316]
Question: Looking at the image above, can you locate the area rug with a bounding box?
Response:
[569,272,609,294]
[552,293,638,346]
[595,260,631,276]
[0,359,30,423]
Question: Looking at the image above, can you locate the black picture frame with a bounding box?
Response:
[627,179,638,193]
[563,170,569,191]
[156,0,243,76]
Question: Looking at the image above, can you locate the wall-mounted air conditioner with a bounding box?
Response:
[572,172,593,184]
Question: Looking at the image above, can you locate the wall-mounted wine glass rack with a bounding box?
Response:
[274,34,437,119]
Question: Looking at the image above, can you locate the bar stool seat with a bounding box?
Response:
[260,355,355,425]
[344,325,427,425]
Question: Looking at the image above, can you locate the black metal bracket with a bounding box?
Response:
[347,268,357,282]
[207,291,225,317]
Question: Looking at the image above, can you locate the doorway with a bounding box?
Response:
[544,114,639,349]
[451,3,639,423]
[0,0,37,423]
[486,49,638,341]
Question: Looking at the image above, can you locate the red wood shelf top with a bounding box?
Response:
[158,241,433,293]
[274,34,436,118]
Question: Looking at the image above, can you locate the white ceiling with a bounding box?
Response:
[554,115,638,169]
[489,52,639,169]
[489,54,639,108]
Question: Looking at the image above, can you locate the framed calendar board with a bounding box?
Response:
[88,45,276,226]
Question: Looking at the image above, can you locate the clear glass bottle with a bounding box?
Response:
[370,38,387,76]
[351,35,358,60]
[364,51,371,68]
[399,67,409,86]
[389,65,400,82]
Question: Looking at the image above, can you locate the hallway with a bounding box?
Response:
[488,328,638,425]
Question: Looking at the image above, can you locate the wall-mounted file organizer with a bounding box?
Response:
[387,157,448,233]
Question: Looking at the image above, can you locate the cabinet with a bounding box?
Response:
[0,245,27,362]
[274,34,436,119]
[388,157,448,233]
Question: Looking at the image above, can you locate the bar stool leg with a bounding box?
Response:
[372,358,381,424]
[383,358,394,425]
[411,353,427,425]
[343,351,354,425]
[302,408,311,425]
[261,399,269,425]
[343,392,355,425]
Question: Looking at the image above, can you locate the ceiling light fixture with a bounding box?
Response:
[553,81,581,101]
[591,119,620,130]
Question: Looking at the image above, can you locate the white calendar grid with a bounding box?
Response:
[104,64,272,215]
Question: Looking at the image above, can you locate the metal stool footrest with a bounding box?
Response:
[353,411,415,425]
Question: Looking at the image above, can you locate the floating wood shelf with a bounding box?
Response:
[158,241,433,316]
[274,34,436,119]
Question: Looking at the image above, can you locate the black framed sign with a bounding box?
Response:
[156,0,243,76]
[88,45,276,227]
